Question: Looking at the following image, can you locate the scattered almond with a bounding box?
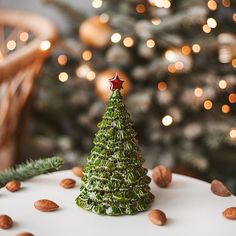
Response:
[152,165,172,188]
[16,233,34,236]
[211,179,231,197]
[223,207,236,220]
[34,199,59,212]
[148,209,167,225]
[72,166,84,177]
[6,180,21,192]
[0,215,13,229]
[60,178,76,189]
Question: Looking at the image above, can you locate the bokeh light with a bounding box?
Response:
[136,4,146,13]
[19,32,29,42]
[162,115,173,126]
[111,33,121,43]
[7,40,16,51]
[202,24,211,33]
[58,72,69,82]
[229,128,236,139]
[58,55,68,66]
[92,0,103,8]
[40,40,51,51]
[204,100,213,110]
[146,39,155,48]
[208,0,217,10]
[232,58,236,68]
[221,104,230,113]
[181,45,191,55]
[123,37,134,47]
[207,18,217,28]
[192,44,201,53]
[157,81,167,91]
[218,80,227,89]
[82,50,93,61]
[229,93,236,103]
[194,87,203,97]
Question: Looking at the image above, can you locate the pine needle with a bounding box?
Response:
[0,156,64,188]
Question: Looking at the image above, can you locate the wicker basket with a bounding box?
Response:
[0,10,58,169]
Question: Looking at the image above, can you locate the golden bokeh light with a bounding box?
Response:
[82,50,93,61]
[229,93,236,103]
[163,0,171,8]
[232,58,236,68]
[157,81,167,91]
[208,0,217,10]
[123,37,134,47]
[175,61,184,70]
[229,128,236,139]
[202,24,211,33]
[204,100,213,110]
[76,64,91,78]
[111,33,121,43]
[20,32,29,42]
[194,87,203,97]
[40,40,51,51]
[149,0,164,8]
[162,115,173,126]
[192,44,201,53]
[207,18,217,28]
[136,4,146,13]
[87,71,96,81]
[222,0,231,7]
[58,55,68,66]
[146,39,155,48]
[58,72,69,82]
[165,49,177,61]
[221,104,230,113]
[151,18,161,26]
[7,40,16,51]
[167,64,177,73]
[218,80,227,89]
[92,0,103,8]
[181,45,191,55]
[233,13,236,22]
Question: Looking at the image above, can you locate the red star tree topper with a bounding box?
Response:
[109,73,124,90]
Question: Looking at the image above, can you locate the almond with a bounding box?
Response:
[34,199,59,212]
[16,233,34,236]
[152,165,172,188]
[6,180,21,192]
[60,178,76,189]
[148,209,167,225]
[211,179,231,197]
[223,207,236,220]
[0,215,13,229]
[72,166,84,177]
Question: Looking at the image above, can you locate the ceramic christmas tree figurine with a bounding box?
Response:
[76,73,154,215]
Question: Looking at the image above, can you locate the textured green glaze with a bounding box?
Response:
[76,90,154,215]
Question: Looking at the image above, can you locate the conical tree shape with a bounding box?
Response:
[76,75,154,215]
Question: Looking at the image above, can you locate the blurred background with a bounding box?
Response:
[0,0,235,191]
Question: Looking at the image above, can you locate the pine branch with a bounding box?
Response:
[150,6,207,35]
[0,157,64,188]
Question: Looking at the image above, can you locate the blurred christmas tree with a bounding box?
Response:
[26,0,236,191]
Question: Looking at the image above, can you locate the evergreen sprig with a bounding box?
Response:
[0,157,64,188]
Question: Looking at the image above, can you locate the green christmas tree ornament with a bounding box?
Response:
[76,73,154,215]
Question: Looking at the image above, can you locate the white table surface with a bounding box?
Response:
[0,170,235,236]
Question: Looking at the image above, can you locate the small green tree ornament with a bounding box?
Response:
[76,73,154,215]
